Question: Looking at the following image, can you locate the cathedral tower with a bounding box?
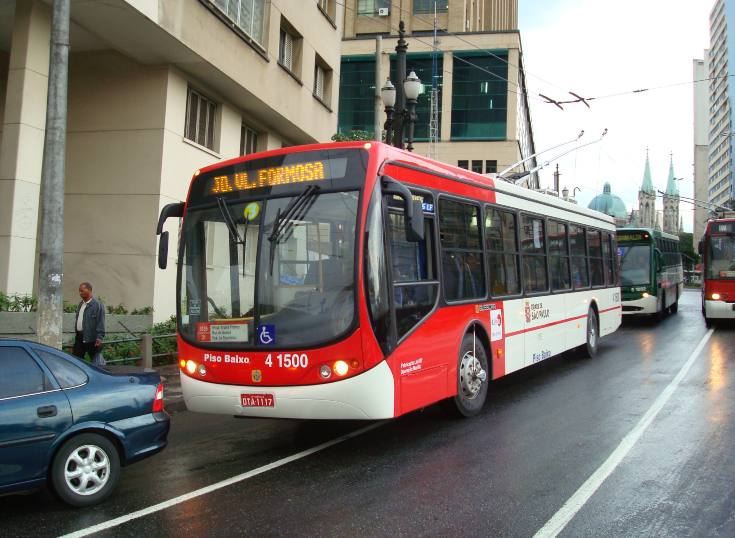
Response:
[662,154,680,234]
[638,150,656,228]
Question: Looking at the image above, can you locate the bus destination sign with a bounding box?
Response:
[617,232,649,242]
[209,161,329,195]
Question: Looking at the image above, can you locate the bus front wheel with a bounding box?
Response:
[444,333,489,418]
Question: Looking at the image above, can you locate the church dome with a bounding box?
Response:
[588,183,628,219]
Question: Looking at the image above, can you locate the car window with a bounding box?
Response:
[36,350,88,388]
[0,346,54,399]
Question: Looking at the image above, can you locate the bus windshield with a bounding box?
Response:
[619,244,651,286]
[179,191,358,347]
[177,148,366,348]
[707,234,735,279]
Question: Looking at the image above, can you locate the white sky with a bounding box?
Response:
[519,0,714,231]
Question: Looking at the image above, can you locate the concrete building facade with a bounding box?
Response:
[693,55,710,246]
[706,0,735,209]
[338,0,538,188]
[0,0,343,319]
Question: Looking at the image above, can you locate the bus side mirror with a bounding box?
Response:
[698,239,704,255]
[156,202,184,270]
[158,231,169,269]
[381,176,424,242]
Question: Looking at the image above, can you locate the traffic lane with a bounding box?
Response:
[564,323,735,537]
[0,409,368,537]
[81,293,712,537]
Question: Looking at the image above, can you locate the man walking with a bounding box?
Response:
[73,282,106,361]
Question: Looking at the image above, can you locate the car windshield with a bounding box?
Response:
[707,234,735,279]
[619,244,651,286]
[178,191,359,348]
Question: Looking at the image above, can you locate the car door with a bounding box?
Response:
[0,344,73,488]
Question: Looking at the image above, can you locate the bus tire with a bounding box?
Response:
[670,300,678,314]
[705,316,713,328]
[582,307,599,358]
[443,333,489,418]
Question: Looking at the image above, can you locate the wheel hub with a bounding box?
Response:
[460,351,487,399]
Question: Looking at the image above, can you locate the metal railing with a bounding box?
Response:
[64,333,176,369]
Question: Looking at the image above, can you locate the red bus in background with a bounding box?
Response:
[699,214,735,326]
[157,142,621,420]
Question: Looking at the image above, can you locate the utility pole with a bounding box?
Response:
[428,1,440,160]
[374,35,382,141]
[37,0,71,349]
[392,21,408,149]
[553,164,561,193]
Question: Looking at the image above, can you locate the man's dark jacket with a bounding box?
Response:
[75,297,106,343]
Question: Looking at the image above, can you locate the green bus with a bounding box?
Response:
[618,228,683,318]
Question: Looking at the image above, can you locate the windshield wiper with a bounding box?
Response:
[268,185,320,274]
[216,197,248,276]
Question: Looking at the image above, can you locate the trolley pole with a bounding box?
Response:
[37,0,71,349]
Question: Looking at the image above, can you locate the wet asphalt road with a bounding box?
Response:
[2,289,734,537]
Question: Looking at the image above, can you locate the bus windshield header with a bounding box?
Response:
[617,231,651,243]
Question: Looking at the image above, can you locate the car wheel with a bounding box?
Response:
[443,333,489,418]
[582,307,599,358]
[51,433,120,507]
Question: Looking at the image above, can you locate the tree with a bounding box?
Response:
[678,232,700,264]
[331,130,373,142]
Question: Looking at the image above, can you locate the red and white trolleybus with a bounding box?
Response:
[699,213,735,326]
[156,142,622,419]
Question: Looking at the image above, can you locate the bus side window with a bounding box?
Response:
[587,229,605,287]
[520,214,548,293]
[548,219,571,291]
[386,198,438,339]
[485,207,521,296]
[570,225,589,288]
[439,199,485,302]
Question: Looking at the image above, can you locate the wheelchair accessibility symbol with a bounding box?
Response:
[258,325,275,345]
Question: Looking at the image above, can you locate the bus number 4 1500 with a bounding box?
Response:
[265,353,309,368]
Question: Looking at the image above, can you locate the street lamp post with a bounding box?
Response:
[380,21,421,152]
[381,78,396,147]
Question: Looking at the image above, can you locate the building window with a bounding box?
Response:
[414,0,448,13]
[471,160,483,173]
[458,160,469,169]
[313,56,332,105]
[439,199,485,301]
[338,56,376,135]
[390,54,443,140]
[485,160,497,173]
[357,0,390,15]
[317,0,336,21]
[209,0,266,45]
[451,51,508,140]
[240,124,258,155]
[279,28,296,73]
[185,87,217,151]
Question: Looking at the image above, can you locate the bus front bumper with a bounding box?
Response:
[622,294,658,315]
[180,361,395,420]
[704,299,735,320]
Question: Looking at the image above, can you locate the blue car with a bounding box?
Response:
[0,339,170,507]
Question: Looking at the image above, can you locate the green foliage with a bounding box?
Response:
[0,291,10,312]
[63,301,78,313]
[677,232,700,264]
[131,306,153,315]
[0,293,37,312]
[331,129,373,142]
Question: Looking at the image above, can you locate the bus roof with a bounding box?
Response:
[190,141,616,227]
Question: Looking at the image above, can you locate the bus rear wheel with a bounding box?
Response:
[582,307,599,358]
[444,333,489,418]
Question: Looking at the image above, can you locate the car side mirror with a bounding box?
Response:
[381,176,424,242]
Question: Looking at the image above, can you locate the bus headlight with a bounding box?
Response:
[320,364,332,379]
[711,293,721,300]
[642,292,650,298]
[186,360,197,375]
[333,360,349,376]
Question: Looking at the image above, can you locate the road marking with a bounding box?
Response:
[534,328,715,538]
[60,421,386,538]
